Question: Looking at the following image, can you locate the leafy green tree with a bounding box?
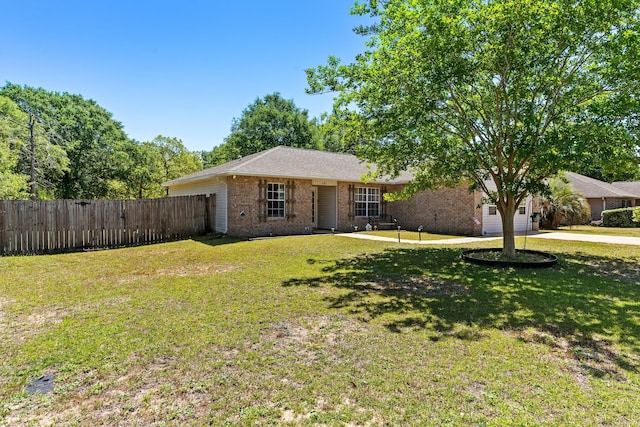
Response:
[1,83,135,199]
[151,136,202,195]
[53,92,133,199]
[200,146,228,169]
[308,0,640,257]
[106,140,162,199]
[222,93,319,160]
[107,136,202,199]
[0,96,30,199]
[0,85,69,199]
[313,113,358,154]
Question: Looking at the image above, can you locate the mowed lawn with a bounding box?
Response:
[1,235,639,426]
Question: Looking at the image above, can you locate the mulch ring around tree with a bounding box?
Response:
[461,248,558,268]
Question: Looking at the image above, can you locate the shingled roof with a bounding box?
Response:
[612,181,640,197]
[565,172,640,199]
[163,146,413,186]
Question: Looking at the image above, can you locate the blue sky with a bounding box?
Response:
[1,1,368,152]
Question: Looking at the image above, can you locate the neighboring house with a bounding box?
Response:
[163,146,537,238]
[612,181,640,207]
[564,172,639,220]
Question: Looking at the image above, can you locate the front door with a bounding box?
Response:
[317,186,338,230]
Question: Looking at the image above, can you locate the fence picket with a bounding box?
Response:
[0,196,214,255]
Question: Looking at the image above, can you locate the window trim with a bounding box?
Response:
[354,187,380,217]
[267,182,286,219]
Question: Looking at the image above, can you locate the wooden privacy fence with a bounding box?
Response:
[0,195,215,255]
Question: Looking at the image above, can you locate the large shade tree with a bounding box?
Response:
[111,136,202,199]
[1,83,135,199]
[308,0,640,257]
[215,93,319,163]
[151,135,203,195]
[0,86,69,199]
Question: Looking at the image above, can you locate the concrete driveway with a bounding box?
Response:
[528,232,640,246]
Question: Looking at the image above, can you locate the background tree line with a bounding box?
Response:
[0,85,352,200]
[2,81,636,203]
[0,83,202,200]
[201,92,355,167]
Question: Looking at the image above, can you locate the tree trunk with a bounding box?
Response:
[500,201,517,258]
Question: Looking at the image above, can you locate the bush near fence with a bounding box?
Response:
[602,207,639,228]
[0,195,215,255]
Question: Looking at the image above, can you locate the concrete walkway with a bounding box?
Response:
[342,233,500,245]
[341,231,640,246]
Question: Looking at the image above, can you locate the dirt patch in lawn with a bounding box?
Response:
[358,274,470,297]
[279,396,384,426]
[155,263,238,278]
[3,355,214,426]
[1,303,69,343]
[115,263,238,285]
[258,315,368,363]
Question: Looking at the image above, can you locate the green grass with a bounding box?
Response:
[361,230,459,240]
[545,225,640,237]
[1,235,639,425]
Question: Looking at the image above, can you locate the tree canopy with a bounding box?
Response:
[0,96,30,199]
[205,93,321,165]
[113,136,202,199]
[308,0,640,257]
[0,85,70,199]
[0,83,203,200]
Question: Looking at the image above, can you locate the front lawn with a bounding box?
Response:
[1,235,639,425]
[360,230,460,241]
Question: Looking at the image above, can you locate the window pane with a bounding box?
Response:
[368,202,379,216]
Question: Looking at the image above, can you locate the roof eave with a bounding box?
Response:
[163,171,410,187]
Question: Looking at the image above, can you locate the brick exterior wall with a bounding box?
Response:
[222,177,506,237]
[588,197,637,221]
[335,183,404,232]
[390,184,484,236]
[226,176,314,238]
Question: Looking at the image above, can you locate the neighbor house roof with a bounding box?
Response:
[163,146,413,186]
[611,181,640,197]
[564,172,640,199]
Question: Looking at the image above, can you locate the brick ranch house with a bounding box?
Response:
[564,172,640,221]
[163,146,538,238]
